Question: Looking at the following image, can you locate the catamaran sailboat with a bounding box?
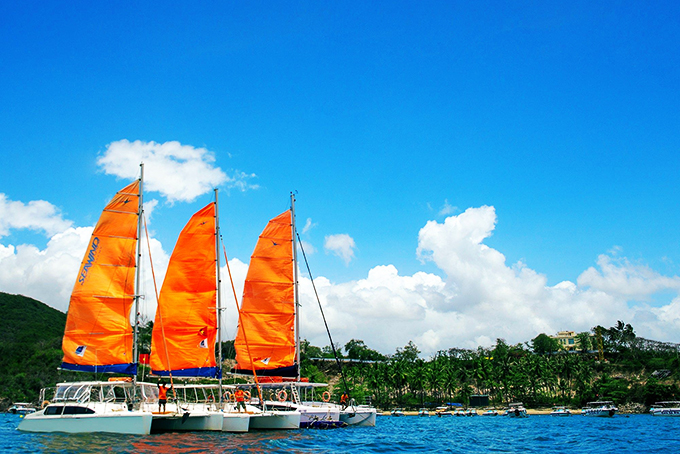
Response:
[19,171,153,435]
[232,195,376,427]
[147,192,250,432]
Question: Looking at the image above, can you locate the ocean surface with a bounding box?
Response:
[3,413,680,453]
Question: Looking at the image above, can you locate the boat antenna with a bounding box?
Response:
[296,231,351,397]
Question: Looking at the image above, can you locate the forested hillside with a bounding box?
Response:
[0,292,79,408]
[1,290,679,413]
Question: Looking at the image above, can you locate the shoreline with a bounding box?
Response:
[381,409,595,416]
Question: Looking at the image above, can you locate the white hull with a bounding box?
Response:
[151,412,223,431]
[582,409,616,417]
[222,412,251,432]
[340,408,377,426]
[267,400,340,425]
[18,411,152,435]
[248,411,301,430]
[651,409,680,417]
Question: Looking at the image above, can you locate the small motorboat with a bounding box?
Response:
[8,403,36,415]
[504,402,528,418]
[582,401,617,417]
[418,408,429,417]
[650,402,680,417]
[481,408,498,416]
[550,406,571,417]
[391,408,405,417]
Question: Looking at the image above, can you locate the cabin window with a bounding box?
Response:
[44,406,64,415]
[63,406,96,415]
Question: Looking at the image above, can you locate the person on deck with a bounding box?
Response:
[235,388,246,413]
[340,392,349,409]
[158,383,168,413]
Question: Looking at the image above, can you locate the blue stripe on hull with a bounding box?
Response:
[60,362,137,375]
[151,367,221,378]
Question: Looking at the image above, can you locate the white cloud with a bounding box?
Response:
[577,254,680,300]
[0,194,72,238]
[438,199,457,216]
[324,234,356,265]
[298,240,316,255]
[296,206,680,356]
[97,140,257,203]
[301,218,316,234]
[4,195,680,359]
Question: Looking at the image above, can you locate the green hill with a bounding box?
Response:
[0,292,71,408]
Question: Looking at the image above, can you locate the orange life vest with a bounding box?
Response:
[235,389,245,402]
[158,386,168,400]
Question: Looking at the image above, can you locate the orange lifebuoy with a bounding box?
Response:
[277,390,287,402]
[224,391,234,402]
[244,391,251,401]
[322,391,331,402]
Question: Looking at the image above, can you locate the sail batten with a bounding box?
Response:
[234,210,297,377]
[61,180,141,375]
[150,203,219,378]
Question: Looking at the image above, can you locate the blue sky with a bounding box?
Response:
[1,1,680,355]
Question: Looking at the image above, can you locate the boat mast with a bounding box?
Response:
[291,192,301,382]
[133,162,144,381]
[215,188,223,404]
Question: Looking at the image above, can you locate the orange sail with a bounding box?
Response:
[61,181,141,374]
[234,210,297,377]
[150,203,219,377]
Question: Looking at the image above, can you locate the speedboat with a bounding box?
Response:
[465,408,478,416]
[391,408,405,417]
[550,406,571,416]
[504,402,528,418]
[418,408,429,416]
[434,406,452,416]
[650,401,680,417]
[17,381,152,435]
[8,403,36,415]
[582,401,617,417]
[481,408,498,416]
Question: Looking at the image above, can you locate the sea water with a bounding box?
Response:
[3,413,680,453]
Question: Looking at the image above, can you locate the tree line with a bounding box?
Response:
[301,321,680,410]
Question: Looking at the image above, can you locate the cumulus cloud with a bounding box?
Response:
[324,234,356,265]
[97,140,258,203]
[296,206,680,356]
[0,194,72,238]
[4,194,680,358]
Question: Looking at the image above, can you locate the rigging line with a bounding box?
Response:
[143,214,176,399]
[220,233,265,407]
[296,231,351,396]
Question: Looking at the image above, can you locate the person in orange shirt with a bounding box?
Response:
[234,388,246,413]
[158,382,168,413]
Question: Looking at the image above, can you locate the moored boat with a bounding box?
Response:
[8,403,36,415]
[18,381,152,435]
[650,401,680,417]
[504,402,528,418]
[582,401,617,417]
[231,197,377,427]
[481,408,499,416]
[550,406,571,416]
[418,408,429,416]
[19,173,152,435]
[391,408,405,416]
